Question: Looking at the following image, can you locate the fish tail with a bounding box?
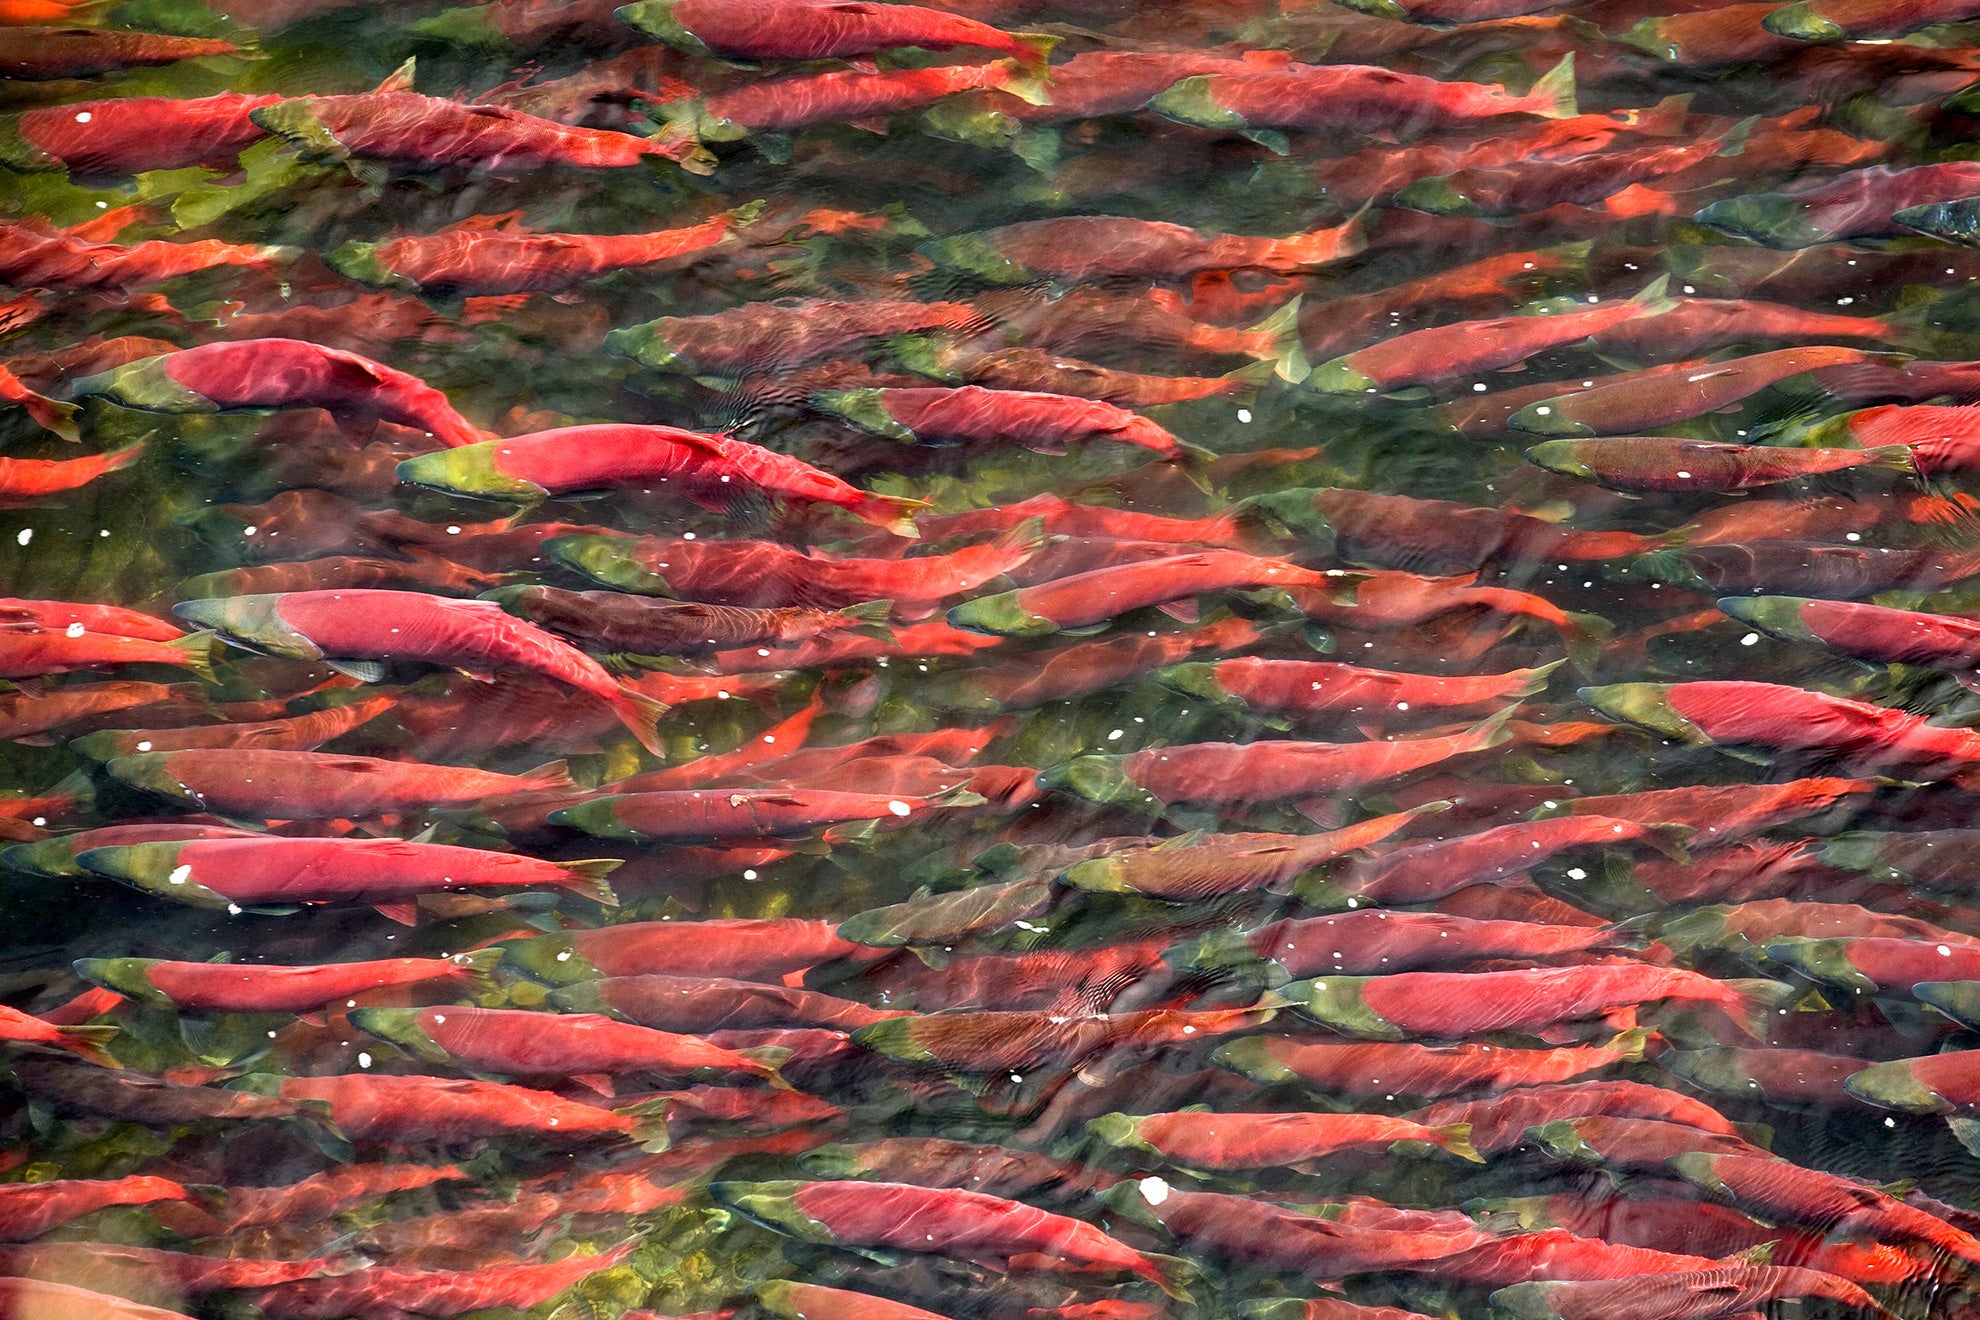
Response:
[169,631,219,683]
[1608,1026,1652,1063]
[836,599,896,644]
[9,383,78,442]
[1726,977,1807,1039]
[1141,1252,1197,1303]
[1867,443,1919,477]
[1464,705,1518,752]
[524,758,578,791]
[722,199,767,229]
[1244,295,1308,383]
[610,686,671,756]
[1514,658,1566,702]
[57,1022,120,1068]
[98,442,146,475]
[448,946,506,992]
[852,491,929,538]
[558,857,623,906]
[1011,31,1058,73]
[1438,1121,1484,1164]
[738,1045,794,1089]
[1527,52,1577,119]
[991,58,1053,107]
[1563,611,1615,677]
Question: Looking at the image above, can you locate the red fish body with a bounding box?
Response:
[672,60,1043,139]
[101,748,573,821]
[1334,816,1681,905]
[619,0,1047,62]
[76,949,496,1013]
[1311,297,1649,393]
[0,27,242,78]
[550,785,969,841]
[0,598,181,642]
[1206,909,1627,978]
[1164,657,1553,724]
[506,916,873,983]
[249,1244,635,1320]
[3,92,278,176]
[923,215,1363,283]
[553,972,903,1032]
[1061,809,1429,901]
[278,1073,646,1142]
[948,550,1345,636]
[0,219,286,293]
[351,1003,783,1082]
[0,1176,188,1241]
[328,212,743,296]
[75,340,491,449]
[1149,56,1578,140]
[1215,1033,1644,1100]
[607,298,986,374]
[0,445,145,500]
[0,623,208,680]
[1092,1108,1481,1169]
[70,694,396,759]
[815,385,1188,459]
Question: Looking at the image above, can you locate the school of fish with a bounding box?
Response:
[21,0,1980,1318]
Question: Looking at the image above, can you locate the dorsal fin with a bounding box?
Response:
[374,57,416,95]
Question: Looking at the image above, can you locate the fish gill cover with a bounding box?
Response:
[8,0,1980,1318]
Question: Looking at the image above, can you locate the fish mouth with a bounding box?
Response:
[1760,936,1875,992]
[1844,1059,1952,1114]
[546,536,674,595]
[348,1008,451,1063]
[707,1181,831,1241]
[945,592,1058,638]
[1304,357,1379,395]
[1506,399,1594,438]
[322,240,405,290]
[1034,756,1158,810]
[100,757,204,806]
[1894,201,1980,246]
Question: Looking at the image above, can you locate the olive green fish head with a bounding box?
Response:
[1507,397,1596,438]
[946,592,1059,638]
[1816,831,1890,876]
[613,0,710,53]
[1147,76,1247,130]
[396,443,547,502]
[812,389,917,443]
[1664,1151,1731,1197]
[3,835,90,878]
[546,536,674,595]
[1660,1046,1765,1100]
[71,356,215,415]
[1207,1036,1296,1085]
[247,99,351,164]
[1260,976,1401,1040]
[349,1008,452,1064]
[1527,1119,1603,1166]
[1034,756,1162,811]
[548,796,642,841]
[75,841,230,908]
[0,115,59,171]
[1913,981,1980,1031]
[753,1282,809,1320]
[322,240,411,291]
[68,730,137,764]
[1715,595,1819,644]
[406,2,516,49]
[1086,1112,1158,1155]
[1304,356,1379,396]
[101,757,203,807]
[173,593,323,662]
[1060,856,1138,894]
[1761,2,1845,41]
[792,1144,874,1180]
[917,232,1030,285]
[921,98,1021,151]
[1693,192,1826,250]
[1151,663,1235,706]
[1844,1058,1952,1114]
[503,934,601,987]
[709,1181,834,1242]
[1760,936,1874,992]
[1330,0,1408,16]
[849,1016,941,1066]
[1612,16,1686,62]
[1393,175,1479,218]
[604,320,687,373]
[72,957,172,1006]
[1895,199,1980,247]
[1487,1281,1570,1320]
[1522,440,1602,482]
[1577,683,1705,743]
[1464,1196,1558,1232]
[1230,488,1336,553]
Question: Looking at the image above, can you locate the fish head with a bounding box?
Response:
[1527,1118,1603,1166]
[1693,193,1825,250]
[792,1144,875,1180]
[1393,175,1479,218]
[71,355,215,415]
[1331,0,1408,15]
[1913,981,1980,1031]
[603,322,685,373]
[613,0,710,54]
[1664,1151,1732,1196]
[75,841,230,907]
[946,592,1059,638]
[1151,662,1235,706]
[546,536,673,595]
[1147,76,1247,131]
[1761,2,1845,40]
[1265,976,1400,1040]
[1521,440,1601,482]
[1085,1112,1157,1154]
[547,796,642,840]
[322,240,412,291]
[811,389,917,443]
[0,115,59,171]
[1303,356,1380,396]
[1576,683,1705,743]
[1059,857,1136,893]
[917,233,1030,285]
[1506,397,1594,438]
[1714,595,1817,643]
[72,957,172,1005]
[2,837,88,877]
[68,731,134,763]
[1760,936,1874,992]
[1895,199,1980,247]
[396,444,546,502]
[349,1008,452,1064]
[849,1016,939,1066]
[1486,1282,1569,1320]
[172,594,323,661]
[1206,1037,1295,1085]
[101,756,204,807]
[504,935,600,987]
[921,99,1021,151]
[1612,17,1683,62]
[707,1181,834,1242]
[1034,756,1161,811]
[1844,1059,1951,1114]
[1816,831,1889,875]
[753,1282,806,1320]
[1230,489,1336,553]
[1661,1046,1764,1099]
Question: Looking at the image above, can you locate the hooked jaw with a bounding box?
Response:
[946,592,1059,638]
[1844,1059,1952,1114]
[546,536,674,595]
[813,389,918,443]
[396,443,547,501]
[1151,663,1233,705]
[849,1017,938,1066]
[1760,936,1875,992]
[99,758,203,808]
[1267,976,1402,1040]
[1895,200,1980,246]
[1506,398,1594,438]
[1715,595,1817,643]
[614,0,710,53]
[918,233,1030,286]
[349,1008,452,1064]
[1913,981,1980,1031]
[72,957,171,1005]
[172,594,323,663]
[75,842,232,908]
[1304,357,1379,396]
[1577,683,1706,744]
[71,356,214,415]
[547,797,641,841]
[708,1181,833,1243]
[1522,440,1599,482]
[322,241,407,290]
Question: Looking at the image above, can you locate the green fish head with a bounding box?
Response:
[2,836,88,878]
[1844,1059,1951,1114]
[921,99,1020,151]
[1034,755,1160,811]
[406,3,516,49]
[1760,2,1845,41]
[1085,1112,1155,1154]
[1714,595,1817,643]
[1487,1281,1569,1320]
[850,1016,940,1066]
[0,114,59,171]
[709,1181,833,1242]
[1147,76,1247,130]
[548,796,641,840]
[72,957,172,1006]
[1305,356,1379,396]
[1816,831,1887,875]
[604,321,686,373]
[546,536,673,595]
[1693,193,1826,250]
[1576,683,1704,743]
[1151,662,1234,705]
[1527,1119,1602,1165]
[247,99,350,163]
[792,1144,873,1180]
[1522,440,1600,482]
[1506,398,1594,438]
[1894,200,1980,246]
[101,757,203,807]
[1665,1151,1731,1197]
[946,592,1059,638]
[349,1008,452,1064]
[1760,936,1873,992]
[917,233,1030,285]
[813,388,917,442]
[1612,17,1682,62]
[75,841,230,907]
[753,1282,804,1320]
[1331,0,1408,16]
[1060,857,1133,894]
[1660,1046,1761,1100]
[504,935,599,987]
[1231,488,1336,552]
[71,356,215,415]
[173,594,323,662]
[1269,976,1400,1040]
[322,240,410,291]
[67,730,132,764]
[1913,980,1980,1031]
[1392,175,1478,218]
[613,0,710,52]
[396,444,546,502]
[1207,1036,1294,1085]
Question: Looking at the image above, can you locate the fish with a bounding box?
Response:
[1527,436,1915,493]
[617,0,1053,64]
[0,92,281,177]
[1239,488,1667,572]
[948,550,1351,637]
[0,27,244,79]
[0,445,145,501]
[551,972,905,1032]
[1091,1109,1482,1169]
[1061,807,1434,902]
[1214,1031,1648,1101]
[0,1176,190,1241]
[75,947,503,1012]
[1181,909,1631,979]
[350,1004,785,1084]
[1699,161,1980,248]
[1487,1267,1888,1320]
[922,215,1364,284]
[502,916,877,984]
[548,784,980,842]
[248,1243,637,1319]
[75,340,492,449]
[173,589,670,753]
[277,1073,661,1143]
[0,623,212,681]
[68,694,397,759]
[607,297,988,375]
[655,59,1047,147]
[812,385,1198,460]
[100,748,579,822]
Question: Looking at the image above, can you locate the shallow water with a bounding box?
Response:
[7,2,1980,1319]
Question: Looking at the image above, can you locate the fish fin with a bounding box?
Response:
[374,903,419,926]
[374,56,416,93]
[169,631,219,682]
[524,759,578,791]
[1156,597,1201,623]
[57,1023,119,1068]
[1610,1026,1652,1063]
[1245,295,1308,383]
[854,492,929,538]
[572,1073,615,1097]
[610,687,671,756]
[1528,52,1577,119]
[1564,612,1616,677]
[1947,1116,1980,1160]
[557,860,620,907]
[449,946,505,991]
[1713,113,1759,157]
[993,57,1052,107]
[7,383,78,443]
[1144,1252,1197,1304]
[324,659,387,683]
[1439,1121,1484,1163]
